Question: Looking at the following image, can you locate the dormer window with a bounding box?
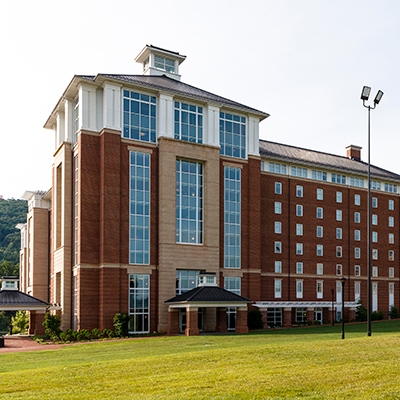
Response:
[1,277,19,291]
[154,55,175,73]
[198,273,217,287]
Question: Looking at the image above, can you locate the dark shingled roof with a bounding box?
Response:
[165,286,251,304]
[77,74,269,119]
[0,290,49,309]
[260,140,400,181]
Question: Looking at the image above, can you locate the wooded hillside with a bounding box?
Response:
[0,198,27,277]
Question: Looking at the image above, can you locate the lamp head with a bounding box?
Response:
[361,86,371,101]
[374,90,384,105]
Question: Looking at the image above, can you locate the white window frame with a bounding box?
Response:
[296,223,303,236]
[316,207,323,219]
[336,191,342,203]
[336,228,342,240]
[317,244,323,256]
[296,243,303,255]
[317,188,323,200]
[296,185,303,198]
[274,201,282,214]
[296,204,303,217]
[336,210,342,221]
[275,261,282,273]
[275,182,282,194]
[275,241,282,254]
[296,262,303,274]
[275,221,282,234]
[316,226,323,238]
[317,263,324,275]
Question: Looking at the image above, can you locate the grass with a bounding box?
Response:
[1,321,400,399]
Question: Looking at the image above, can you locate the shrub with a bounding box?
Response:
[356,300,367,322]
[389,306,400,319]
[76,329,92,341]
[102,328,115,338]
[11,311,29,334]
[91,328,102,339]
[372,311,384,321]
[247,309,264,330]
[113,313,130,337]
[43,312,62,339]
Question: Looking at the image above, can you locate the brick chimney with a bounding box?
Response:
[346,145,362,161]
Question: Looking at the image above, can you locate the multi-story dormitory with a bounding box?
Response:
[18,45,400,335]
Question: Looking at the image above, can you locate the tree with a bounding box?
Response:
[11,311,29,334]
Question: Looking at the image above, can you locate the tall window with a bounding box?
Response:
[224,166,241,268]
[129,151,150,264]
[355,248,361,259]
[174,101,203,143]
[336,264,342,276]
[317,189,323,200]
[336,191,343,203]
[123,90,156,142]
[389,216,394,227]
[316,281,323,299]
[354,194,360,205]
[275,241,282,254]
[275,201,282,214]
[372,197,378,208]
[73,155,79,266]
[296,185,303,197]
[389,199,394,210]
[316,207,323,219]
[296,204,303,217]
[355,281,361,301]
[275,261,282,273]
[336,246,342,258]
[389,233,395,244]
[274,279,282,298]
[316,226,323,238]
[129,274,150,334]
[275,182,282,194]
[296,224,303,236]
[73,97,79,144]
[354,265,361,276]
[176,159,203,244]
[354,212,360,223]
[336,228,342,239]
[224,277,241,295]
[296,280,303,299]
[354,230,361,241]
[317,263,324,275]
[296,243,303,255]
[336,210,342,221]
[220,112,246,159]
[275,221,282,234]
[317,244,323,256]
[296,262,303,274]
[372,214,378,225]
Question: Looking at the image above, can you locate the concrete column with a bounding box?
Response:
[235,307,249,334]
[167,309,180,335]
[185,307,199,336]
[215,308,227,333]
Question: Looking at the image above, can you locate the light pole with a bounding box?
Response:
[360,86,384,337]
[340,276,346,339]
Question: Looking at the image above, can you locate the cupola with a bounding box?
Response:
[135,45,186,81]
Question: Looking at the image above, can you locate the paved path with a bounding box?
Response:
[0,335,62,353]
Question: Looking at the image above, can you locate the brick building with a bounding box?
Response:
[19,45,400,334]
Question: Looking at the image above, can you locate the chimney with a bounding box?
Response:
[346,145,362,161]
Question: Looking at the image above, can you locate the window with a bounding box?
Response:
[336,228,342,239]
[336,264,342,276]
[372,266,378,277]
[384,183,398,193]
[336,210,342,221]
[154,54,175,73]
[296,204,303,217]
[129,274,150,334]
[389,216,394,227]
[355,248,361,259]
[354,230,361,241]
[296,224,303,236]
[270,162,287,175]
[224,277,241,295]
[354,194,361,206]
[312,170,327,181]
[73,155,78,266]
[317,244,323,256]
[274,279,282,298]
[389,199,395,210]
[372,249,378,260]
[129,151,151,265]
[275,221,282,234]
[224,166,241,268]
[389,250,395,261]
[316,281,323,299]
[296,185,303,197]
[275,241,282,254]
[274,201,282,214]
[336,246,342,258]
[176,159,203,245]
[316,226,323,238]
[317,189,323,200]
[350,177,364,188]
[354,265,361,276]
[296,262,303,274]
[275,261,282,273]
[174,101,203,143]
[372,197,378,208]
[316,207,323,219]
[291,166,307,178]
[332,174,346,184]
[372,214,378,225]
[176,270,200,294]
[372,232,378,243]
[354,212,360,223]
[220,112,246,159]
[389,233,394,244]
[275,182,282,194]
[389,267,395,278]
[73,97,79,144]
[336,191,342,203]
[296,243,303,255]
[317,263,324,275]
[355,281,361,301]
[123,90,156,142]
[296,280,303,298]
[371,181,381,191]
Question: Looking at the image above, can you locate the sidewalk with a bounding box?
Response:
[0,335,62,353]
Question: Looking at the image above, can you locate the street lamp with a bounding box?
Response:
[361,86,384,337]
[340,276,346,339]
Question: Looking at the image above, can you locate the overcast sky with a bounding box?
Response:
[1,0,399,199]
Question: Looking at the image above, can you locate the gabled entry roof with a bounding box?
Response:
[0,290,49,311]
[165,286,252,308]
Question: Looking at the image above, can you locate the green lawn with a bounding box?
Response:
[1,321,400,399]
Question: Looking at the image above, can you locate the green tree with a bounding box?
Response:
[11,310,29,334]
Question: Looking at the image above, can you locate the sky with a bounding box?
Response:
[1,0,399,199]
